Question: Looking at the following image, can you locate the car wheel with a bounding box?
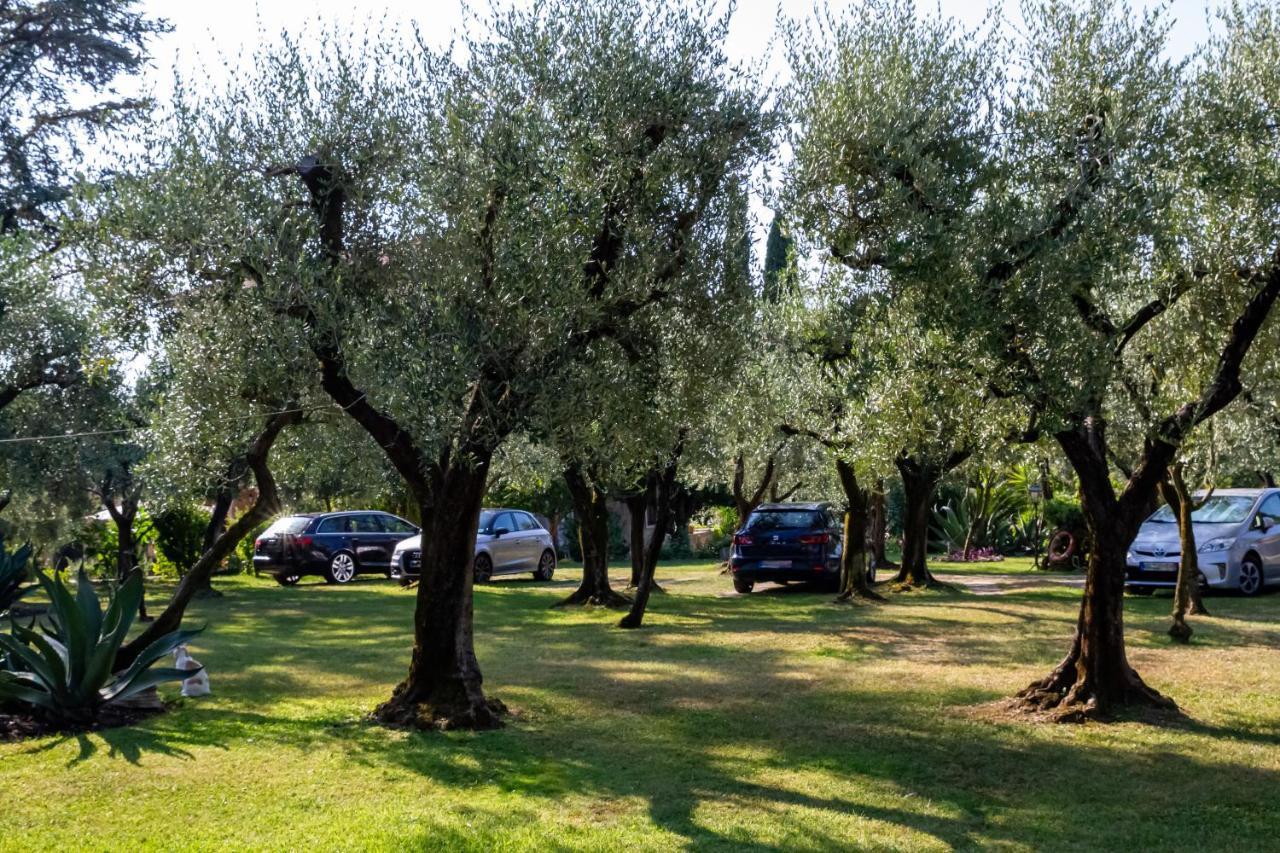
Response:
[733,577,754,594]
[534,549,556,581]
[1239,556,1264,597]
[274,572,301,587]
[474,553,493,584]
[325,551,358,584]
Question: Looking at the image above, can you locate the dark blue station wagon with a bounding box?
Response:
[253,511,420,586]
[729,502,850,594]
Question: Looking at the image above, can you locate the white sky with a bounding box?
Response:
[130,0,1213,252]
[139,0,1211,85]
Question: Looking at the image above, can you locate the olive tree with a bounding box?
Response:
[784,0,1280,719]
[91,1,768,729]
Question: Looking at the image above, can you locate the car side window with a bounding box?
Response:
[354,514,384,533]
[318,516,345,534]
[1259,495,1280,523]
[493,512,515,533]
[517,513,538,532]
[383,516,415,534]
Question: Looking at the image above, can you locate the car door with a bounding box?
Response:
[351,513,391,571]
[314,515,353,564]
[515,512,543,570]
[369,514,415,571]
[1254,494,1280,579]
[487,511,519,573]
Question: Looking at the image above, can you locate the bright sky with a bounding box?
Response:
[130,0,1213,249]
[139,0,1212,88]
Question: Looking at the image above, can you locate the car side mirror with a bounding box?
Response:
[493,527,510,538]
[1259,516,1275,532]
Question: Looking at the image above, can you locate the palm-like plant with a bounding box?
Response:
[0,533,33,615]
[0,568,200,724]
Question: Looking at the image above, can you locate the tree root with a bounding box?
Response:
[551,587,633,609]
[834,586,886,604]
[627,580,665,595]
[371,693,507,732]
[1009,647,1177,723]
[886,578,958,594]
[1188,600,1209,616]
[1167,618,1193,644]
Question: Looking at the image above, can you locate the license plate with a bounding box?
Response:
[1141,561,1177,572]
[761,560,791,569]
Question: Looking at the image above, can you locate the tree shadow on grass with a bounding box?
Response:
[79,569,1280,849]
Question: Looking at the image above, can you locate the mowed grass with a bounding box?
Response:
[2,559,1278,852]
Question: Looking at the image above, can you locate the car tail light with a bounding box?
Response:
[734,534,753,546]
[814,565,825,572]
[297,535,313,548]
[253,537,262,548]
[799,533,830,545]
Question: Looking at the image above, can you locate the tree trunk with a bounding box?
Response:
[195,487,233,598]
[869,479,895,569]
[834,459,882,602]
[621,440,683,629]
[105,491,149,623]
[556,464,630,608]
[373,452,506,730]
[1015,426,1175,720]
[1160,465,1209,644]
[732,451,776,531]
[114,411,299,671]
[626,491,647,588]
[893,457,940,588]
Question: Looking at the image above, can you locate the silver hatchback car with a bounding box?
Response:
[1126,488,1280,596]
[390,507,557,583]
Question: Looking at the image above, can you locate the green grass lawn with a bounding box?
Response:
[2,559,1278,851]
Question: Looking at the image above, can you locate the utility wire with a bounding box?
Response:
[0,398,360,446]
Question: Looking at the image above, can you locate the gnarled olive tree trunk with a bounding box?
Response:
[868,478,896,569]
[374,450,506,730]
[1159,463,1209,643]
[556,463,630,608]
[1016,424,1175,720]
[893,457,941,588]
[620,439,683,629]
[834,459,882,602]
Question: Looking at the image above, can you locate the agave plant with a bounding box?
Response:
[0,568,200,724]
[0,533,33,615]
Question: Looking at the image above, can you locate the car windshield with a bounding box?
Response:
[264,516,310,535]
[743,510,823,532]
[1147,496,1255,525]
[477,510,498,533]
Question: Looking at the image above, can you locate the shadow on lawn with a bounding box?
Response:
[51,574,1280,849]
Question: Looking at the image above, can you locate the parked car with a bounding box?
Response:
[253,511,420,586]
[390,507,557,583]
[728,502,850,594]
[1126,488,1280,596]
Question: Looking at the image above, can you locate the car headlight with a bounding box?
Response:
[1198,538,1234,554]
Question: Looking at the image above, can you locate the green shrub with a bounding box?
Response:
[1043,497,1085,536]
[0,532,32,615]
[0,568,200,724]
[152,503,211,576]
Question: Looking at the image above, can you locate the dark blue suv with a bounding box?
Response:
[253,511,419,586]
[729,502,847,594]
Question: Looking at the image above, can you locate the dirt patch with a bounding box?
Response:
[942,573,1085,596]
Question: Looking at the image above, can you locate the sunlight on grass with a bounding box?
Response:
[2,560,1278,850]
